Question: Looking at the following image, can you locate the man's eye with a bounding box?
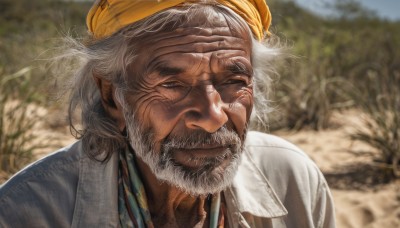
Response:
[223,76,251,86]
[225,79,246,85]
[157,81,191,102]
[160,81,183,88]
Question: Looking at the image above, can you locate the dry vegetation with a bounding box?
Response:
[0,67,36,176]
[267,0,400,178]
[0,1,399,226]
[0,0,90,181]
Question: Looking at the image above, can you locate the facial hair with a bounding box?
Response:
[124,110,245,196]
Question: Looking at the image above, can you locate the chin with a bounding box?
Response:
[154,151,242,196]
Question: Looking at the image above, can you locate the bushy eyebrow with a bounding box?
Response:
[149,62,184,77]
[226,61,253,76]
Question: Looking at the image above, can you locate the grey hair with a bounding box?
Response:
[58,2,282,160]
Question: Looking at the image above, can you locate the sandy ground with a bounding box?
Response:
[275,111,400,228]
[2,108,399,227]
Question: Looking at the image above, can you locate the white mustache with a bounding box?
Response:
[162,126,241,151]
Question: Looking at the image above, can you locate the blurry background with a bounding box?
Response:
[0,0,399,227]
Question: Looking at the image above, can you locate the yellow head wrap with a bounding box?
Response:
[86,0,271,40]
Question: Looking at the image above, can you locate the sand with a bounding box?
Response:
[2,108,400,227]
[275,110,400,227]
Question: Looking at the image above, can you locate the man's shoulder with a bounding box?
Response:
[0,141,82,227]
[244,131,311,164]
[1,141,82,195]
[245,131,301,148]
[238,131,335,227]
[243,131,326,199]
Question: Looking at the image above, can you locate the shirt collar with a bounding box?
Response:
[74,141,287,226]
[73,143,120,227]
[224,149,288,218]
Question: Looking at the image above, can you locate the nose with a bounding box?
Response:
[184,85,228,133]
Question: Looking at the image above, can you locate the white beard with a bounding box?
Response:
[124,110,244,196]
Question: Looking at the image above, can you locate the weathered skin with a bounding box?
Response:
[96,9,253,228]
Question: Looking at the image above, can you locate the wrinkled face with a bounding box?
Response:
[122,9,253,195]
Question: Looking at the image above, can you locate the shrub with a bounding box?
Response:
[0,67,44,180]
[267,1,357,131]
[272,58,353,130]
[0,0,90,183]
[349,51,400,177]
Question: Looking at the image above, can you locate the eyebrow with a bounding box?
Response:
[153,65,184,77]
[226,62,253,76]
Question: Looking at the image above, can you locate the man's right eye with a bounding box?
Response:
[157,81,191,102]
[160,81,183,88]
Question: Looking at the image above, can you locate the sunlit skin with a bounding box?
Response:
[96,10,253,228]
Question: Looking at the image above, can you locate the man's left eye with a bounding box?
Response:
[225,79,246,85]
[223,76,250,86]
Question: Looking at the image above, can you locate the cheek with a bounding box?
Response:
[126,92,177,137]
[137,98,184,143]
[237,90,254,121]
[225,88,254,138]
[221,85,253,113]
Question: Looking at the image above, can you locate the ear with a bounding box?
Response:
[92,72,126,131]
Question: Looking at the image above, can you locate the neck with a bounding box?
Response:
[135,157,210,227]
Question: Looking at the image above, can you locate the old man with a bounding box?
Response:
[0,0,335,227]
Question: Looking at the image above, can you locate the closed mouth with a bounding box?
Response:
[170,146,232,169]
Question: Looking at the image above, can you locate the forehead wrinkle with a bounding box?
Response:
[145,35,246,56]
[152,47,248,59]
[138,27,233,52]
[148,26,234,42]
[191,53,210,76]
[146,50,250,81]
[131,18,252,85]
[137,23,246,52]
[147,45,248,68]
[140,37,242,74]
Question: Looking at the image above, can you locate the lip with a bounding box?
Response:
[171,146,231,169]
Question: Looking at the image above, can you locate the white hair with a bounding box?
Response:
[56,1,282,160]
